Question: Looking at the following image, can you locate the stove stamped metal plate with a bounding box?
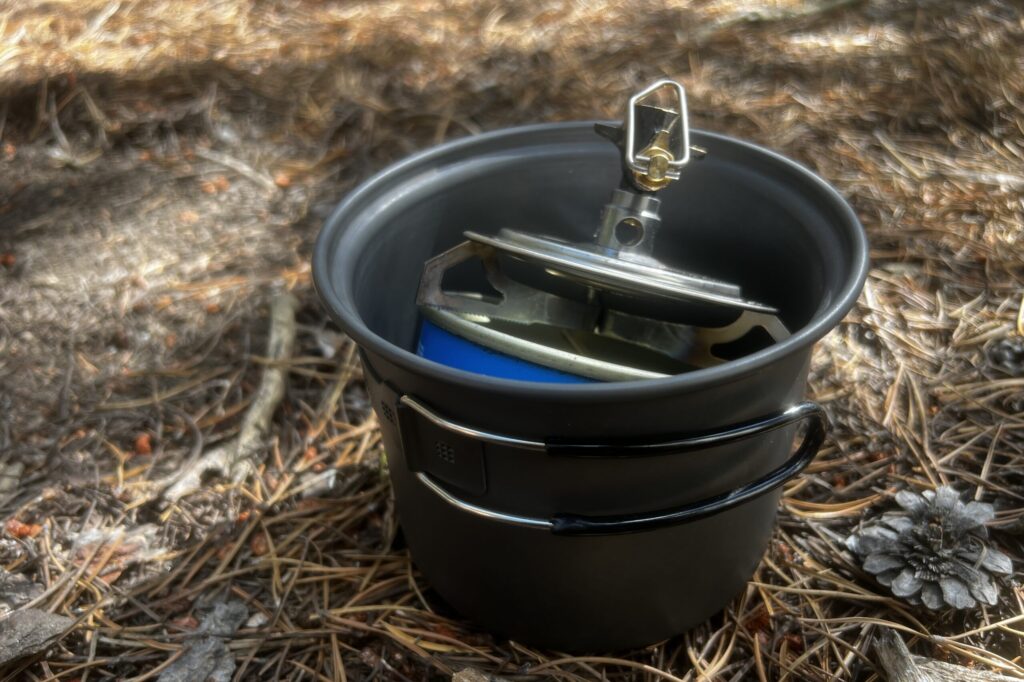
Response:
[464,228,776,313]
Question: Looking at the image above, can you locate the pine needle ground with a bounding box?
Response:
[0,1,1022,679]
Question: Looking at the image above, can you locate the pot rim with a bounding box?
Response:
[313,122,869,402]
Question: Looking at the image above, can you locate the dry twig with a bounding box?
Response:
[164,293,298,503]
[875,629,1023,682]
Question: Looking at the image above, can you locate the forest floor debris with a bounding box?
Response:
[0,610,74,668]
[1,0,1022,679]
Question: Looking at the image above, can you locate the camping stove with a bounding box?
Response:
[415,80,789,382]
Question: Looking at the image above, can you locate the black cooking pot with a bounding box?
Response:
[313,123,868,651]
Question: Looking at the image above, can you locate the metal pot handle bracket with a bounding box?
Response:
[388,390,828,537]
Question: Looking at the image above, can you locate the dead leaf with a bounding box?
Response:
[199,175,230,194]
[71,525,163,586]
[249,533,268,557]
[5,520,42,539]
[134,433,153,456]
[785,633,805,653]
[75,540,140,584]
[744,607,771,633]
[170,615,199,630]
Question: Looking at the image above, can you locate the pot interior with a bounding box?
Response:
[332,126,860,362]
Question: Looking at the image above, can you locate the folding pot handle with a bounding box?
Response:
[406,400,828,536]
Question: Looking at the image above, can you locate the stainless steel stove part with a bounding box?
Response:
[624,79,691,190]
[415,78,789,378]
[423,298,791,374]
[417,239,599,331]
[421,79,777,314]
[464,228,777,312]
[594,189,663,257]
[421,306,668,382]
[419,239,788,371]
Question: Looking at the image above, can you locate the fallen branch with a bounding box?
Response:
[163,293,298,503]
[875,629,1022,682]
[0,609,74,666]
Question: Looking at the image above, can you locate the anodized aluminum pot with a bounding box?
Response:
[312,122,868,652]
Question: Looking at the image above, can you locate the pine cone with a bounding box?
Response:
[846,487,1013,610]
